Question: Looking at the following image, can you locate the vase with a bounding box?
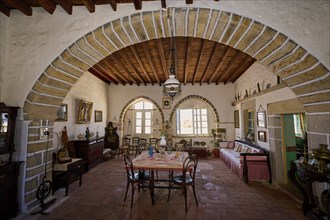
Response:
[160,136,166,146]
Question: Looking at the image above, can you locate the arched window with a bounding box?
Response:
[174,99,215,137]
[133,100,153,135]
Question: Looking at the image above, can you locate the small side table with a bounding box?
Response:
[52,158,85,196]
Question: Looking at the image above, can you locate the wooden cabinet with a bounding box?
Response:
[0,103,21,219]
[70,137,104,171]
[0,162,21,219]
[0,103,19,161]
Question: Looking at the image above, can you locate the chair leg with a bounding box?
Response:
[167,181,172,202]
[124,179,130,202]
[183,186,188,213]
[130,182,135,208]
[192,184,199,207]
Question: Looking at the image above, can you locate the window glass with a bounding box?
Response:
[177,108,208,135]
[133,100,153,135]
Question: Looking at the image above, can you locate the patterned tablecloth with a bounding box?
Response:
[132,151,188,171]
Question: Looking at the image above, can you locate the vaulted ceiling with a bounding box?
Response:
[89,37,256,85]
[0,0,255,86]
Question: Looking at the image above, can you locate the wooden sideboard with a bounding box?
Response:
[69,137,104,171]
[0,162,21,219]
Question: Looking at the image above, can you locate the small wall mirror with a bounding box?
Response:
[257,111,267,128]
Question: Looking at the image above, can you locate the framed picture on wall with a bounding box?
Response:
[77,100,93,124]
[95,110,102,122]
[257,111,267,128]
[56,104,67,121]
[258,131,267,142]
[163,97,171,109]
[234,110,239,128]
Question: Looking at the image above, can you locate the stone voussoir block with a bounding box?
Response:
[32,81,68,98]
[142,11,156,40]
[283,64,329,87]
[245,26,277,57]
[195,8,211,39]
[69,42,98,67]
[52,57,85,78]
[61,49,91,71]
[221,14,242,44]
[45,65,78,85]
[27,91,64,106]
[93,27,118,54]
[23,102,58,121]
[235,21,265,52]
[38,73,73,91]
[84,32,110,57]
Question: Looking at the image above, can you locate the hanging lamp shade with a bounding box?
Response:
[163,64,181,99]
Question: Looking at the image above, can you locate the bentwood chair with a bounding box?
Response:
[149,137,158,152]
[131,137,140,155]
[118,137,130,158]
[168,155,199,213]
[123,154,150,208]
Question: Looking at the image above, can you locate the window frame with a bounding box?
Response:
[176,108,209,136]
[133,101,153,135]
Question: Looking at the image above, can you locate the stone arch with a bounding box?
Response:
[118,95,165,136]
[168,94,220,126]
[20,6,330,209]
[23,7,329,121]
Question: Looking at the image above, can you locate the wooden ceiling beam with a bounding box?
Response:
[156,39,168,79]
[82,0,95,13]
[88,67,113,85]
[120,50,146,85]
[105,59,132,85]
[161,0,166,9]
[184,38,192,84]
[99,60,126,85]
[215,51,242,84]
[0,3,10,17]
[208,46,231,84]
[192,39,206,85]
[141,42,161,85]
[133,0,142,10]
[2,0,32,16]
[58,0,72,15]
[113,54,139,85]
[200,43,221,85]
[227,58,255,83]
[130,45,153,85]
[38,0,56,14]
[108,0,117,11]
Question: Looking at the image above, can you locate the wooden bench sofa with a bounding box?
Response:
[220,140,272,184]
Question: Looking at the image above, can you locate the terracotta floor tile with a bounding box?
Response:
[15,156,311,220]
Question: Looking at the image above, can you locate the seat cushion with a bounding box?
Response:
[172,175,193,184]
[133,171,150,181]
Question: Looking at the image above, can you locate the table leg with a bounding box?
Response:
[150,170,155,205]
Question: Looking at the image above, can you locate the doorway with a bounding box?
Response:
[280,113,307,200]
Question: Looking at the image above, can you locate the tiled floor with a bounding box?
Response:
[18,156,310,220]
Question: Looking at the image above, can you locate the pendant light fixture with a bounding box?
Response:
[163,11,181,100]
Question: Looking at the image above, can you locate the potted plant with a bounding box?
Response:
[210,129,220,158]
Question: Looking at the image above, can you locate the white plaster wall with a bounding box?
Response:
[108,83,236,140]
[53,73,108,142]
[0,1,329,107]
[235,62,278,98]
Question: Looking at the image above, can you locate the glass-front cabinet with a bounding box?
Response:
[0,103,19,161]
